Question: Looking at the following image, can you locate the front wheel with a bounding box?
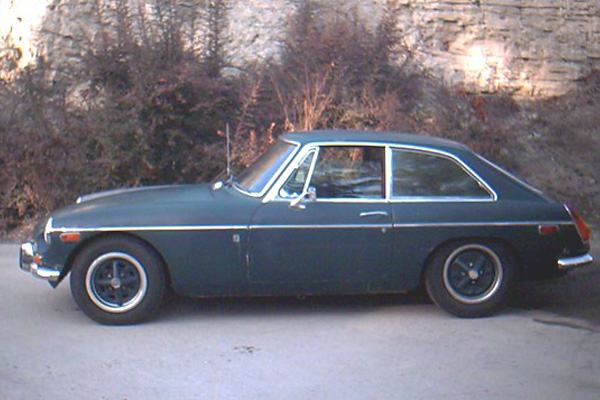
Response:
[425,241,515,318]
[70,236,166,325]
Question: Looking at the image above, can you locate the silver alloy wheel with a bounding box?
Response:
[442,244,503,304]
[85,252,148,313]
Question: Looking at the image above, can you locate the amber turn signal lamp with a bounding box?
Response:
[565,205,591,243]
[59,232,81,243]
[538,225,559,235]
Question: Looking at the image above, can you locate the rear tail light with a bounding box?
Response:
[565,204,591,243]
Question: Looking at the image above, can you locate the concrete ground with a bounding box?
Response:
[1,239,600,400]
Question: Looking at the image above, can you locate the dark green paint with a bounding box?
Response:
[26,130,590,297]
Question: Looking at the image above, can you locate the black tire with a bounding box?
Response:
[70,235,166,325]
[425,241,515,318]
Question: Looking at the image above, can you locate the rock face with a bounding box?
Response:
[0,0,48,69]
[396,0,600,97]
[2,0,600,97]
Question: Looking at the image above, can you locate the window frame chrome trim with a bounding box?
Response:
[232,139,301,198]
[474,153,545,196]
[389,197,496,203]
[388,145,498,202]
[263,141,497,205]
[264,146,319,203]
[264,141,389,203]
[385,146,393,200]
[314,198,388,204]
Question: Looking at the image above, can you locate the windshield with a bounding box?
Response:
[235,140,297,195]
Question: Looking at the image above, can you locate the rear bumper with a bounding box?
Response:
[557,253,594,270]
[19,242,60,282]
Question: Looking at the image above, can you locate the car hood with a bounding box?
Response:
[48,184,258,230]
[74,185,212,207]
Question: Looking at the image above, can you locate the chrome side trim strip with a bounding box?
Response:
[53,224,391,232]
[50,225,248,233]
[249,224,392,230]
[557,254,594,270]
[394,221,572,228]
[48,220,573,233]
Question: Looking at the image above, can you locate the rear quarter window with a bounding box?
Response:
[392,149,492,199]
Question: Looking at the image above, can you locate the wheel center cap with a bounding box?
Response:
[110,278,122,289]
[468,269,480,280]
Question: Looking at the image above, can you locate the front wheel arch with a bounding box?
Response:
[63,232,173,288]
[69,234,167,325]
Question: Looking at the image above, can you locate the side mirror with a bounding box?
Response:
[289,186,317,210]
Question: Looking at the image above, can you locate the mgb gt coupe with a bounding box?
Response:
[20,130,593,324]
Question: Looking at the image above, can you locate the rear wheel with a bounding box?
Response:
[70,236,165,325]
[425,241,515,318]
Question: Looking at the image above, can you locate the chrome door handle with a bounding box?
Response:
[359,211,389,218]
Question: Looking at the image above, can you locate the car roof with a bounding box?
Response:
[280,130,470,153]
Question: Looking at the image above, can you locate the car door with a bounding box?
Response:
[248,145,393,289]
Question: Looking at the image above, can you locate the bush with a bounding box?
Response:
[2,0,596,235]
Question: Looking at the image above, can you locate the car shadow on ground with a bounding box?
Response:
[153,265,600,326]
[511,264,600,327]
[155,289,436,323]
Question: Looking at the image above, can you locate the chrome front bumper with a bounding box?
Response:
[557,253,594,270]
[19,243,60,281]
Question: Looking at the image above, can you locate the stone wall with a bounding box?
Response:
[2,0,600,97]
[396,0,600,97]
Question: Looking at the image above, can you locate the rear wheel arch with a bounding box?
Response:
[422,237,519,318]
[421,236,522,284]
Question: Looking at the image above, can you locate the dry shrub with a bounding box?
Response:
[0,0,238,233]
[2,0,597,234]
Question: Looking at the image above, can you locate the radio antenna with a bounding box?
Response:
[226,123,232,181]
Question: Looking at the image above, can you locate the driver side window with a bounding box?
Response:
[310,146,384,199]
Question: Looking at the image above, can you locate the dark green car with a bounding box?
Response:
[20,130,593,324]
